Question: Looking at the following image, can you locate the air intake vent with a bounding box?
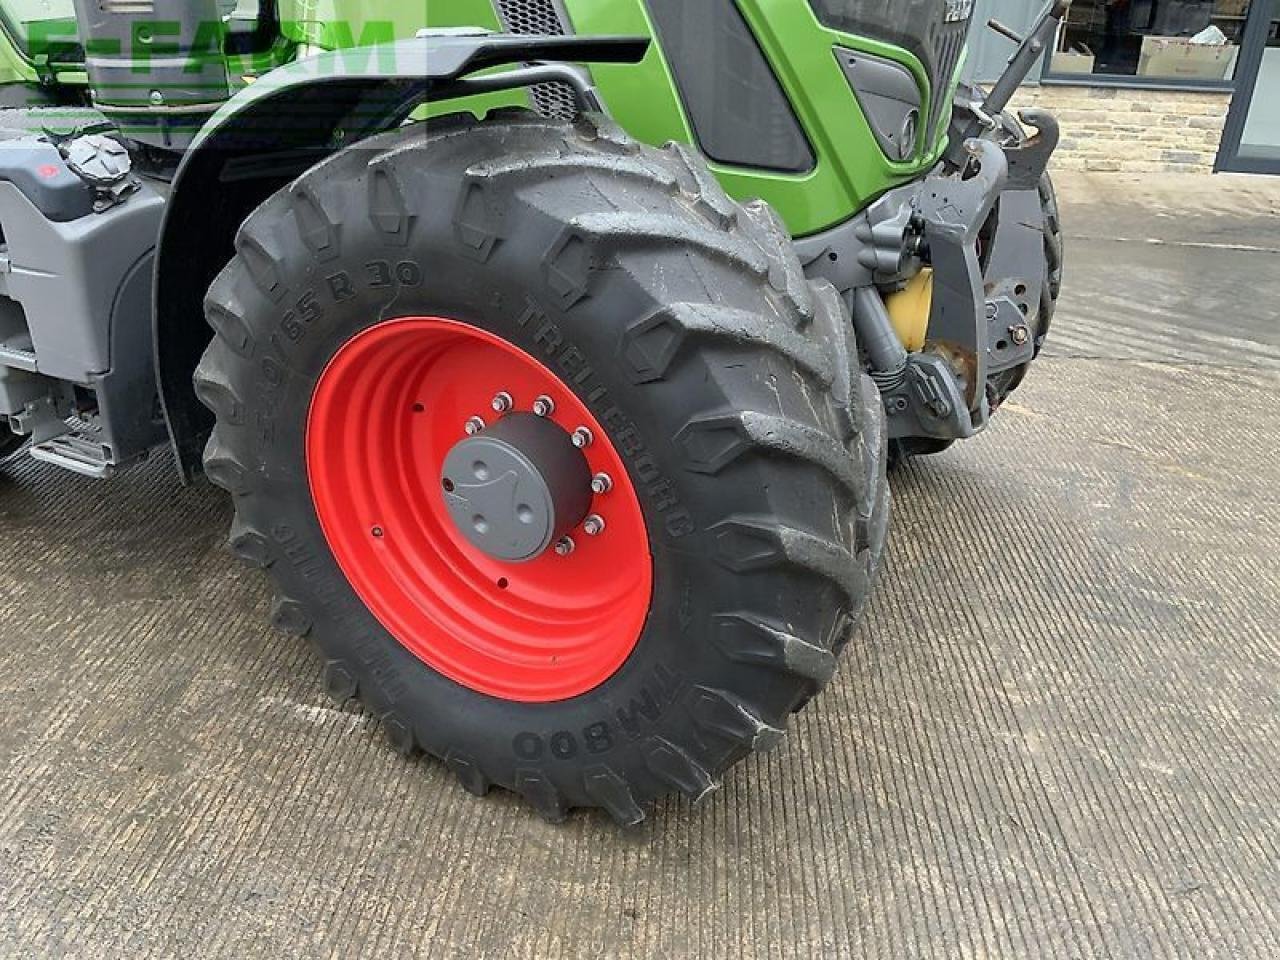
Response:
[494,0,580,120]
[927,17,969,138]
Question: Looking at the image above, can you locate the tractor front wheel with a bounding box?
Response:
[195,112,889,824]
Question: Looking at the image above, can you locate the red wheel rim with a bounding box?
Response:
[306,317,653,702]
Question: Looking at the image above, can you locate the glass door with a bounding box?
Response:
[1219,0,1280,171]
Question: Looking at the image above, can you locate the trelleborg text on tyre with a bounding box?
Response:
[195,111,891,825]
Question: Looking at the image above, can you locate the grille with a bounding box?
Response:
[927,16,970,138]
[494,0,580,120]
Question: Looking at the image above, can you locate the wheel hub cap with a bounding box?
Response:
[441,413,592,563]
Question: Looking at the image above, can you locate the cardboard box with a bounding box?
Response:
[1138,36,1236,81]
[1051,51,1097,75]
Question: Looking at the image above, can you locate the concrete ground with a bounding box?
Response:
[1,171,1278,960]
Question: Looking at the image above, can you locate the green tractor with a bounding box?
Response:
[0,0,1064,823]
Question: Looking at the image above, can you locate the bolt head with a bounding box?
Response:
[554,536,576,557]
[491,392,513,414]
[590,473,613,495]
[1010,325,1030,346]
[583,515,606,537]
[571,427,594,449]
[464,416,486,436]
[532,395,555,417]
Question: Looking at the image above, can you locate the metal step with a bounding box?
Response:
[29,433,116,480]
[0,343,37,373]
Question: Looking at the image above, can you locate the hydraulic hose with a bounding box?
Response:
[852,286,908,389]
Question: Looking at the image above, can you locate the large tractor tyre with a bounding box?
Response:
[195,111,890,825]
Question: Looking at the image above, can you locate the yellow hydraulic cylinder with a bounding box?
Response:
[883,268,934,352]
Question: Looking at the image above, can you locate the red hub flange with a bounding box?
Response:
[306,317,653,703]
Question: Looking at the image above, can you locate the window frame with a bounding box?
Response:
[1038,0,1249,93]
[1216,0,1280,171]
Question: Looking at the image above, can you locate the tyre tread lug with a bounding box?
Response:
[641,736,717,802]
[689,686,785,754]
[515,769,569,824]
[712,612,837,687]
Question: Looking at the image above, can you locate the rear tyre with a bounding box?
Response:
[195,112,890,824]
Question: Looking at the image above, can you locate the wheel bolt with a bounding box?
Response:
[590,472,613,495]
[491,391,513,414]
[464,416,486,436]
[583,514,605,537]
[571,427,593,449]
[532,395,555,417]
[554,536,575,557]
[1010,324,1030,346]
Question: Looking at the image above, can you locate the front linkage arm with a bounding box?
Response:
[799,2,1069,445]
[859,138,1010,443]
[913,139,1008,426]
[950,0,1072,164]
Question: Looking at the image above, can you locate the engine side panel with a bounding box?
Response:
[566,0,951,236]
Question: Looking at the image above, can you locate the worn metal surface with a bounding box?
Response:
[1,172,1278,958]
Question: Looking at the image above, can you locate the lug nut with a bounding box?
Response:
[490,391,513,414]
[571,427,593,449]
[554,536,576,557]
[532,395,555,417]
[1010,324,1030,346]
[583,515,606,537]
[591,473,613,495]
[464,416,486,436]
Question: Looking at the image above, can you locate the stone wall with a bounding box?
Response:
[1008,85,1233,174]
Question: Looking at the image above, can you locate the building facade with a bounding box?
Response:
[967,0,1280,174]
